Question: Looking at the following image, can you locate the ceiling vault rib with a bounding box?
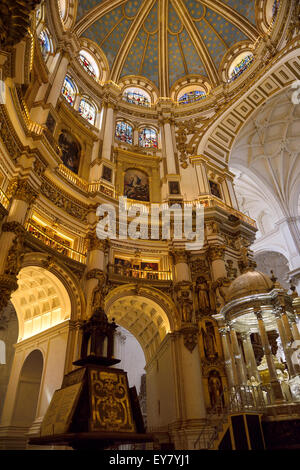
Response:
[202,17,229,49]
[177,34,189,75]
[159,0,169,97]
[110,0,156,83]
[74,0,128,37]
[99,15,125,48]
[139,33,150,75]
[200,0,259,42]
[171,0,219,86]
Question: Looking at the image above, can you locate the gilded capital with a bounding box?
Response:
[171,249,188,264]
[2,221,26,236]
[207,245,226,261]
[8,179,38,206]
[86,233,107,252]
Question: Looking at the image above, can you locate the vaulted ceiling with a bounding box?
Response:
[73,0,258,94]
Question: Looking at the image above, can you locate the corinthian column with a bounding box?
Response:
[241,332,260,382]
[255,309,284,401]
[275,308,297,378]
[220,325,238,388]
[230,327,247,385]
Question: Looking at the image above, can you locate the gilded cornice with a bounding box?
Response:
[40,177,89,222]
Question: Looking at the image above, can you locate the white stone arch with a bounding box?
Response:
[16,252,86,324]
[105,284,180,363]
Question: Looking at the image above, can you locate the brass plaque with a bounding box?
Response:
[89,369,136,433]
[41,382,82,436]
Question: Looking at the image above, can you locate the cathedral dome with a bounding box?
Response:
[72,0,264,98]
[227,270,275,302]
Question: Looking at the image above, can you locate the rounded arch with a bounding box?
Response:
[15,252,86,324]
[253,249,290,289]
[104,284,180,362]
[12,349,44,427]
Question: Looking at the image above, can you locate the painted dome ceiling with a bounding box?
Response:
[74,0,259,93]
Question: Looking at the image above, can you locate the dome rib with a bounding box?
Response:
[110,0,155,82]
[200,0,258,41]
[74,0,260,94]
[171,0,219,87]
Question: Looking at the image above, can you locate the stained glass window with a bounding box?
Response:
[123,89,150,107]
[78,54,96,79]
[272,0,280,19]
[78,98,96,125]
[229,54,254,82]
[61,76,76,106]
[139,128,158,149]
[115,122,133,144]
[39,30,51,61]
[178,90,206,105]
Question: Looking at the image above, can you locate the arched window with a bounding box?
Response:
[78,98,96,125]
[228,52,254,82]
[123,88,151,107]
[39,30,51,61]
[139,128,158,149]
[272,0,280,19]
[78,50,99,79]
[61,76,76,106]
[115,122,133,144]
[178,89,206,105]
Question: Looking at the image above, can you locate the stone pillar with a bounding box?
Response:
[208,245,227,280]
[101,103,115,161]
[230,327,247,385]
[241,332,260,382]
[163,119,177,175]
[31,51,70,124]
[0,175,38,314]
[220,326,237,388]
[172,249,190,283]
[133,125,139,147]
[47,52,69,108]
[255,310,284,401]
[275,309,297,378]
[180,327,206,416]
[89,133,102,182]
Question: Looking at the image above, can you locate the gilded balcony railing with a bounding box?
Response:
[108,263,172,281]
[26,221,86,263]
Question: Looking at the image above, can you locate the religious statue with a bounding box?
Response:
[202,322,218,359]
[179,290,193,323]
[196,277,210,313]
[208,371,223,408]
[91,272,111,311]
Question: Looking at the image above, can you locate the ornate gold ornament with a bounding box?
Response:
[182,326,198,353]
[207,245,226,261]
[7,178,38,205]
